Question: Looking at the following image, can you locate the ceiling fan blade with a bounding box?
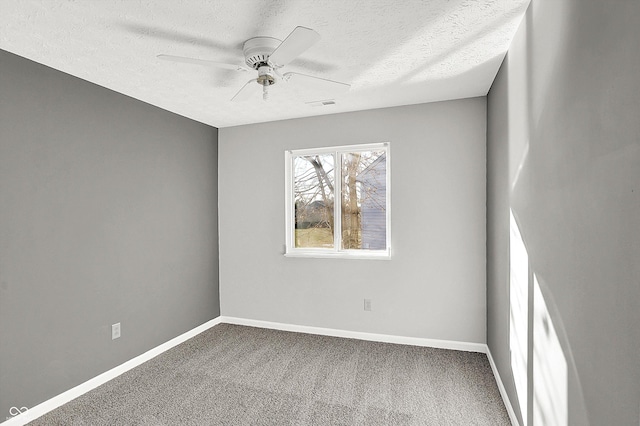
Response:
[157,54,248,72]
[283,72,350,94]
[231,79,261,102]
[268,26,320,68]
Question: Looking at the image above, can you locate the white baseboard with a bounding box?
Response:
[220,316,487,353]
[486,347,520,426]
[1,316,223,426]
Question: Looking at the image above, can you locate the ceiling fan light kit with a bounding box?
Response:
[158,26,350,103]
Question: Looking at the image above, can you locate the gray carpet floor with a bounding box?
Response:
[29,324,510,425]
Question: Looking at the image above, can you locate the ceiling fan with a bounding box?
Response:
[158,26,350,102]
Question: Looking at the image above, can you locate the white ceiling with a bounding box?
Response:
[0,0,529,128]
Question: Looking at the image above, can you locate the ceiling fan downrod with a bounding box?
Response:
[257,65,275,101]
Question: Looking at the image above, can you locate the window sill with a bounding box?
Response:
[284,249,391,260]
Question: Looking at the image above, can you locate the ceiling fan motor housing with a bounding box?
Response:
[243,36,281,69]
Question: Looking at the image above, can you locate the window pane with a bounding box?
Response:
[293,154,335,248]
[341,150,386,250]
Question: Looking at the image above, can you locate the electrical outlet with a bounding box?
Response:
[364,299,372,311]
[111,323,121,340]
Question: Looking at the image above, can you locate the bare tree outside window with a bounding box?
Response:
[341,150,386,250]
[293,154,334,248]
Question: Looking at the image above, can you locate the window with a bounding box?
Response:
[285,143,390,258]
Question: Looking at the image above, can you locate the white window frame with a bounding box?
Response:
[285,142,391,259]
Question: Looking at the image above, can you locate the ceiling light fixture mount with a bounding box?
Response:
[242,37,281,69]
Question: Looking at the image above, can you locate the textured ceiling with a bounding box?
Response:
[0,0,529,128]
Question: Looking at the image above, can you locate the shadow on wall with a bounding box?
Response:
[505,3,591,423]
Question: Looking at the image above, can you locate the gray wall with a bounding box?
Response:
[0,49,220,417]
[219,99,487,344]
[487,0,640,425]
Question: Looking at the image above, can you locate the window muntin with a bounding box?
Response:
[286,143,390,258]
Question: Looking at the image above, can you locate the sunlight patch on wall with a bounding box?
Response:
[510,209,529,425]
[533,276,568,426]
